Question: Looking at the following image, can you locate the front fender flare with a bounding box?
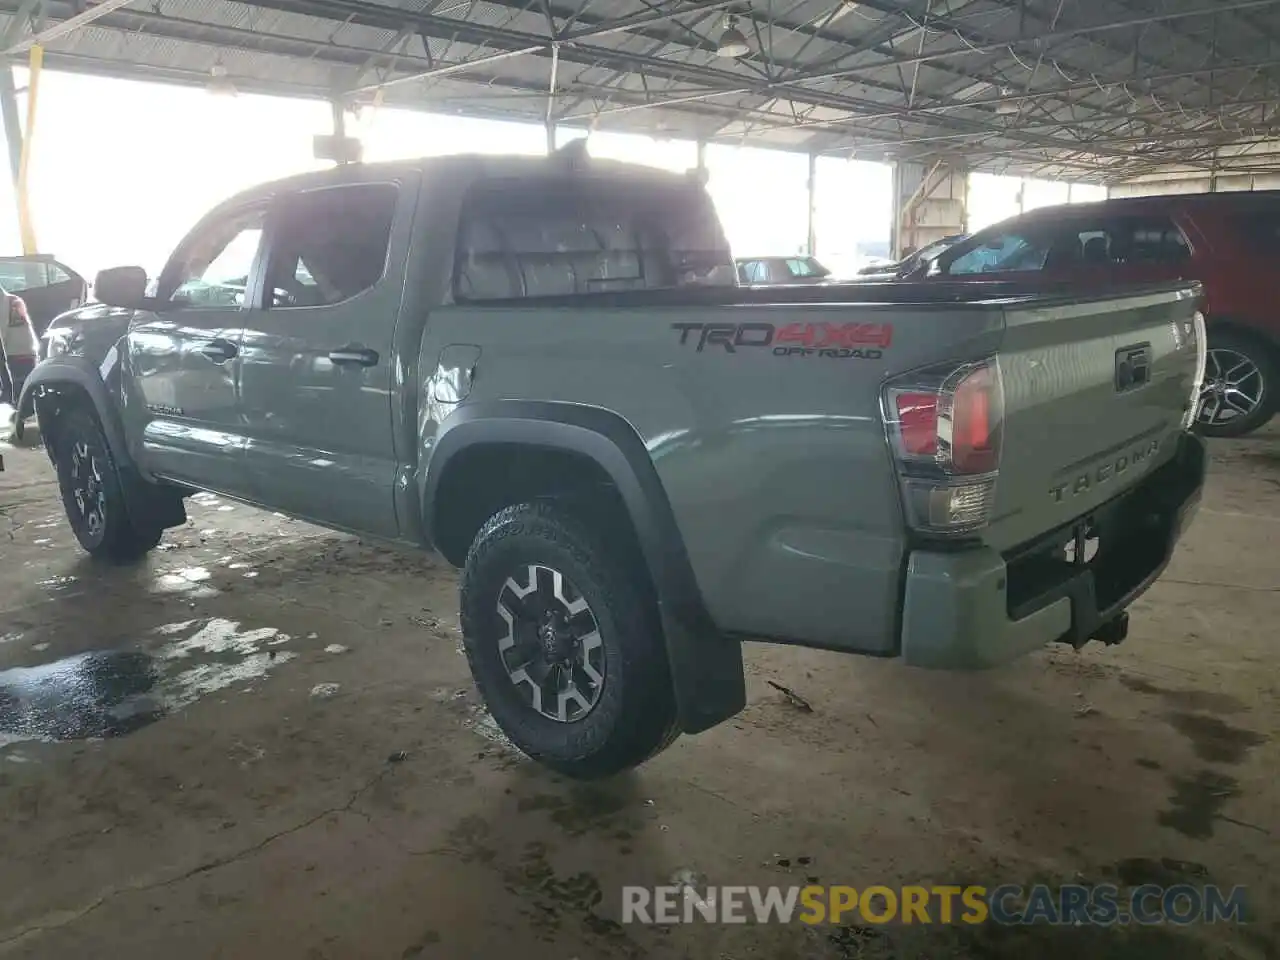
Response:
[15,354,131,463]
[423,400,746,735]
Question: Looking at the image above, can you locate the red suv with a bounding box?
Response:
[925,192,1280,437]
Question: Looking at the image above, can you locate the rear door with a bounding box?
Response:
[0,256,88,336]
[1044,214,1191,288]
[127,203,266,496]
[238,179,409,538]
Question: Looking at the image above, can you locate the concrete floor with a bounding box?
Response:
[0,417,1276,960]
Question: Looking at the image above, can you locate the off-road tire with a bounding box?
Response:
[460,500,679,778]
[53,407,163,561]
[1197,329,1277,438]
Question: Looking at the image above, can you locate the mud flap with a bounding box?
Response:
[660,598,746,735]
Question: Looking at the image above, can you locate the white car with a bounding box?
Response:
[0,290,36,405]
[0,255,88,404]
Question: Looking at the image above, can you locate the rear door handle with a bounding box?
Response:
[199,338,238,363]
[328,346,379,367]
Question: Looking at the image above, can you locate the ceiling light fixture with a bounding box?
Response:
[994,86,1018,114]
[716,16,751,58]
[207,62,237,97]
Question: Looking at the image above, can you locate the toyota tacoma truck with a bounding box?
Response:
[13,148,1208,777]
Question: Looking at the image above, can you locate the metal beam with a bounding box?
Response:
[789,0,1280,85]
[4,0,138,54]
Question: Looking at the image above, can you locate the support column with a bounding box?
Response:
[696,139,707,173]
[806,152,817,257]
[892,160,966,259]
[331,98,346,141]
[0,68,21,192]
[315,96,361,165]
[15,44,40,253]
[545,40,559,155]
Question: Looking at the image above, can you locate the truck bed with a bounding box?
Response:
[439,278,1203,661]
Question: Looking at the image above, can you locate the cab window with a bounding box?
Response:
[454,175,735,301]
[264,184,399,308]
[167,206,267,307]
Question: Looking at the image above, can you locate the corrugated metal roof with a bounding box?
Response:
[5,0,1280,180]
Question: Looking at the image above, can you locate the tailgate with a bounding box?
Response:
[986,284,1203,551]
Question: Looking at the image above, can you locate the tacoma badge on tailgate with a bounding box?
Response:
[1049,438,1161,503]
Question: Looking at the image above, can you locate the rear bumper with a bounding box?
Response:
[899,433,1206,669]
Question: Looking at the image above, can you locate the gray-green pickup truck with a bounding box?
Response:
[14,148,1207,777]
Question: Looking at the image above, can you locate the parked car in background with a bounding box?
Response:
[736,255,831,284]
[0,256,88,345]
[0,256,88,404]
[926,194,1280,437]
[0,289,35,404]
[859,234,967,281]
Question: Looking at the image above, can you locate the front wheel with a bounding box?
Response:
[1197,331,1277,438]
[53,408,163,561]
[459,501,678,778]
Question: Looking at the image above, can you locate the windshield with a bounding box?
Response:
[914,236,963,262]
[785,257,830,278]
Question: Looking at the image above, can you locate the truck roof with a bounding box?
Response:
[222,150,704,208]
[1006,189,1280,225]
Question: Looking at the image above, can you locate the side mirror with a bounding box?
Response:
[94,266,148,308]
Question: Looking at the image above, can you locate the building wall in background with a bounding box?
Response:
[968,173,1108,231]
[1110,172,1280,197]
[814,156,892,276]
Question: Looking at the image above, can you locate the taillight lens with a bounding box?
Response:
[894,392,939,456]
[7,295,27,327]
[882,358,1005,536]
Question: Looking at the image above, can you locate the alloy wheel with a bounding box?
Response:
[69,439,107,538]
[1198,348,1264,427]
[495,563,605,723]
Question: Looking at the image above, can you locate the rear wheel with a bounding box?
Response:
[1197,331,1277,438]
[460,500,678,778]
[53,408,163,561]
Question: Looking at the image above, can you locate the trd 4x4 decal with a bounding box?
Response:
[671,321,891,359]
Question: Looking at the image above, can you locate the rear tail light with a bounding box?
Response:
[1182,310,1207,430]
[7,295,27,328]
[882,357,1005,536]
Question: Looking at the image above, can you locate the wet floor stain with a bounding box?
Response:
[0,617,296,749]
[1113,857,1208,887]
[1120,675,1247,715]
[930,920,1214,960]
[0,650,164,744]
[516,785,636,837]
[35,575,78,591]
[1165,711,1266,764]
[151,566,218,598]
[1158,769,1240,839]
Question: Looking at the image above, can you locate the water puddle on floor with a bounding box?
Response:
[36,575,79,592]
[150,566,217,598]
[0,617,296,749]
